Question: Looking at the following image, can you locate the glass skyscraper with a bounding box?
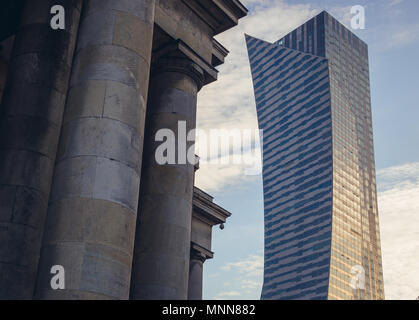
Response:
[246,11,384,300]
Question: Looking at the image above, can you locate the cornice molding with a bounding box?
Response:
[191,242,214,262]
[152,39,218,87]
[212,38,229,67]
[192,187,231,226]
[181,0,248,35]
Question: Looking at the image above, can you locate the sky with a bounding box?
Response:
[194,0,419,300]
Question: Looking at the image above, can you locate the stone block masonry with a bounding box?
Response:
[0,0,247,300]
[0,0,83,300]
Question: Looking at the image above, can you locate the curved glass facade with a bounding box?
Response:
[246,11,384,300]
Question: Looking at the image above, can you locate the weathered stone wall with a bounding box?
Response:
[191,217,213,250]
[0,0,82,299]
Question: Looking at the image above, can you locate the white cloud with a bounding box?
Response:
[388,0,403,7]
[215,291,242,299]
[377,162,419,300]
[241,279,260,290]
[212,255,264,300]
[221,254,264,277]
[329,5,354,28]
[377,162,419,190]
[194,148,261,192]
[385,24,419,49]
[364,0,419,50]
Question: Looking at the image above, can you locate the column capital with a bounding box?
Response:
[152,40,218,88]
[152,56,205,91]
[191,242,213,263]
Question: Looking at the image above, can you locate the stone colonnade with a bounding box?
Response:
[0,0,247,299]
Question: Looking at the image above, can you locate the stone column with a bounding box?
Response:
[130,56,204,300]
[188,248,206,300]
[34,0,155,300]
[0,0,82,299]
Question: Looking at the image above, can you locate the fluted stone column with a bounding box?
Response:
[0,0,82,299]
[130,56,204,300]
[34,0,155,300]
[188,249,206,300]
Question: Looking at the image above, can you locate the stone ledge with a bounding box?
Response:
[181,0,248,35]
[212,38,229,67]
[152,39,218,86]
[192,186,231,226]
[191,242,214,261]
